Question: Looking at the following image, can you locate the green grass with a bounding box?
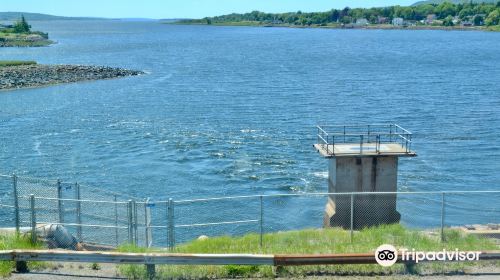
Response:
[0,32,53,47]
[0,233,45,277]
[117,224,499,279]
[486,25,500,31]
[0,60,37,67]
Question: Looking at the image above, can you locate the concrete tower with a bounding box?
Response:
[314,124,416,229]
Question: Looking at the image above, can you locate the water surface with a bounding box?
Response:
[0,21,499,234]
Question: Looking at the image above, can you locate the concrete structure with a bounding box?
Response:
[314,124,416,229]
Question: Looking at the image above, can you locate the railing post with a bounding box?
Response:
[350,193,354,243]
[146,264,156,279]
[360,135,364,154]
[326,135,329,155]
[376,135,380,153]
[29,194,36,244]
[389,124,393,142]
[127,200,133,244]
[343,125,346,142]
[332,136,335,155]
[259,195,263,248]
[75,182,82,242]
[317,126,319,145]
[441,192,445,242]
[12,174,19,233]
[367,125,371,143]
[167,198,175,250]
[114,195,119,246]
[57,179,64,224]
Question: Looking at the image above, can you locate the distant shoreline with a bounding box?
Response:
[0,64,144,91]
[170,22,500,32]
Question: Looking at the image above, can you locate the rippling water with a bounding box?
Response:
[1,21,499,231]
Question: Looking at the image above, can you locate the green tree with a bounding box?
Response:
[443,15,454,26]
[473,14,484,26]
[436,2,457,18]
[485,9,499,26]
[458,8,473,19]
[13,15,31,33]
[415,4,436,20]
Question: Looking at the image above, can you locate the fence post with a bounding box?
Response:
[441,192,445,242]
[75,182,82,242]
[29,194,36,244]
[259,195,263,248]
[127,200,133,244]
[350,193,354,243]
[12,174,19,233]
[114,195,119,247]
[144,198,152,248]
[167,198,175,250]
[133,200,138,245]
[57,179,64,224]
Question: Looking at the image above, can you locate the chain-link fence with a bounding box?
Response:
[1,174,499,250]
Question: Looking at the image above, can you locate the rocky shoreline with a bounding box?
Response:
[0,64,144,90]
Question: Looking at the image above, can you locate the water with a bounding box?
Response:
[1,21,499,233]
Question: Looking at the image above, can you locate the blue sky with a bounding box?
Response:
[1,0,417,19]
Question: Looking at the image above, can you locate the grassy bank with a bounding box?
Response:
[118,224,499,279]
[0,60,37,67]
[0,234,44,277]
[0,33,53,47]
[486,25,500,31]
[0,35,53,47]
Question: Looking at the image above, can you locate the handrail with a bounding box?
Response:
[317,134,328,144]
[394,124,412,134]
[315,124,413,155]
[316,125,329,135]
[1,249,499,265]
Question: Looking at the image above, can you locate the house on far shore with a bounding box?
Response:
[461,20,473,26]
[425,14,437,25]
[377,16,389,24]
[392,17,404,26]
[356,18,369,26]
[405,20,417,26]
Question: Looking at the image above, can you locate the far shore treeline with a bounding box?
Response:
[179,1,500,28]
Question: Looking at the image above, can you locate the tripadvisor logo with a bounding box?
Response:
[375,244,398,267]
[375,244,482,267]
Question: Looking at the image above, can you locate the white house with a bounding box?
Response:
[356,18,369,26]
[392,17,404,26]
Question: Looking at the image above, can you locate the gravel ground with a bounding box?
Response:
[0,64,144,90]
[4,263,500,280]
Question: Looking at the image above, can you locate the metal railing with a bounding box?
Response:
[316,124,413,155]
[3,249,500,279]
